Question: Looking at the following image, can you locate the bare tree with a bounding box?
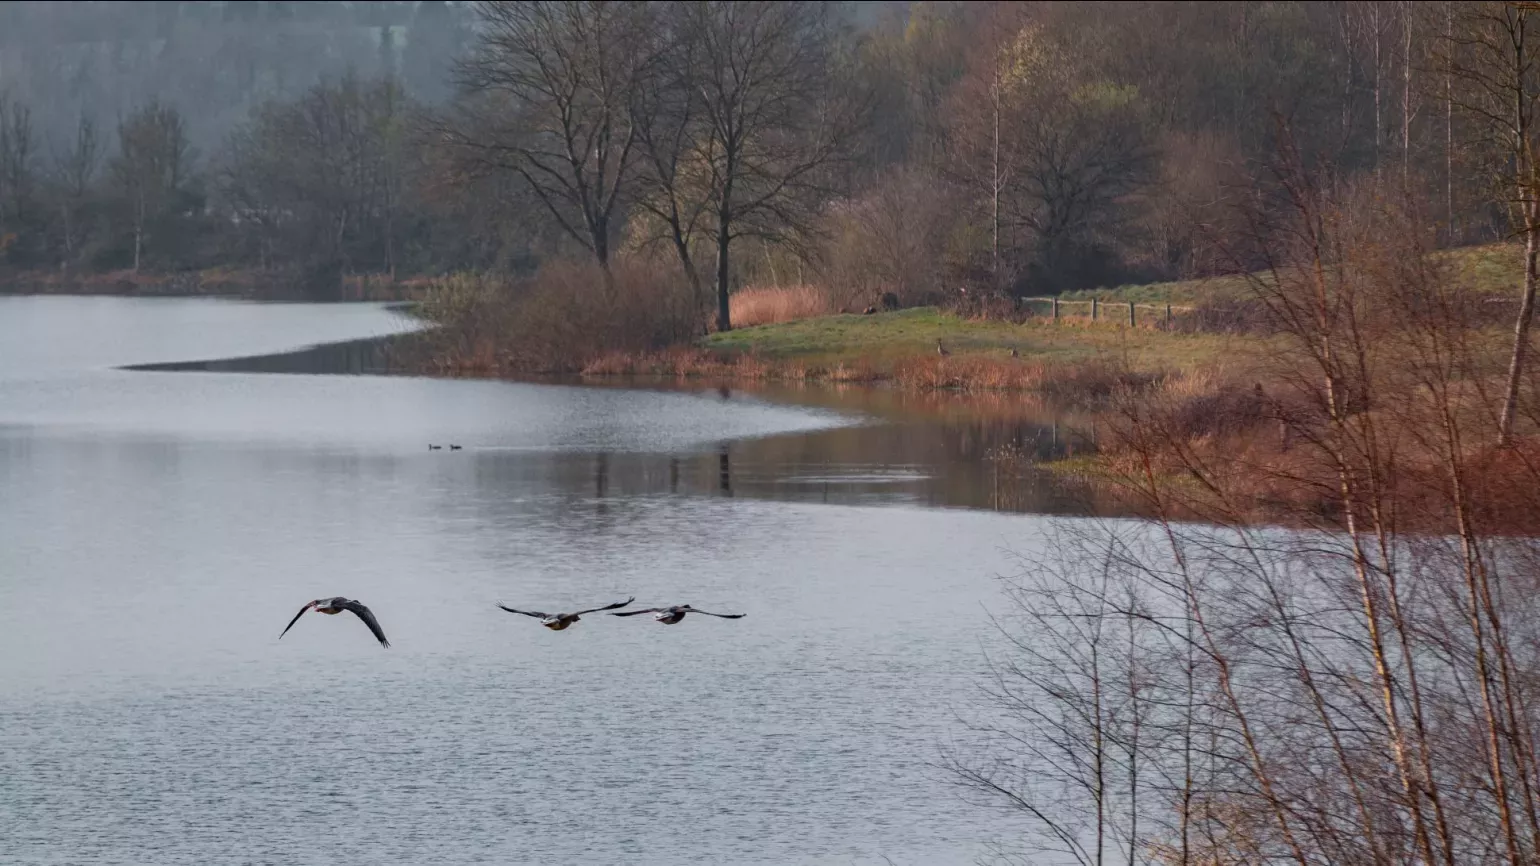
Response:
[1444,2,1540,445]
[819,165,954,310]
[110,101,191,272]
[448,0,653,279]
[50,115,101,267]
[628,2,711,311]
[950,21,1153,293]
[0,94,38,265]
[955,148,1540,865]
[220,75,413,291]
[676,0,862,331]
[948,533,1160,866]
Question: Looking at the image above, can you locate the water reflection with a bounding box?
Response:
[547,421,1096,515]
[143,332,1106,516]
[0,299,1079,864]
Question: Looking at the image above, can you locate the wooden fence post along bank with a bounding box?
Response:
[1020,296,1193,327]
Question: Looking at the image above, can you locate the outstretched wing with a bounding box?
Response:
[497,604,549,619]
[279,600,318,639]
[610,607,663,617]
[576,596,635,616]
[692,609,746,619]
[341,600,391,648]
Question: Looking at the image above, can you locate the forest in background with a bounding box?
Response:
[0,1,1513,313]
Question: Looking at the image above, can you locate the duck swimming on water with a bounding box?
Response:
[498,597,635,630]
[611,604,745,625]
[279,597,391,647]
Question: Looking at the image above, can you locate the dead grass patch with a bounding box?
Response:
[729,284,833,328]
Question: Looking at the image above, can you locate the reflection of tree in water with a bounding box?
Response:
[718,444,732,496]
[138,342,1112,517]
[594,453,609,516]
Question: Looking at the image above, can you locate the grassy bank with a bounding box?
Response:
[405,261,1272,404]
[406,240,1526,418]
[566,300,1258,406]
[1056,242,1522,304]
[698,307,1241,371]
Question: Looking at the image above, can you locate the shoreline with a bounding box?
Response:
[0,268,426,302]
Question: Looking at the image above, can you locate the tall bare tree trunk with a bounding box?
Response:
[132,193,144,273]
[1499,203,1540,445]
[1373,3,1384,175]
[60,202,73,264]
[715,199,732,333]
[992,83,1000,284]
[1447,2,1455,236]
[1403,1,1413,186]
[1500,8,1538,446]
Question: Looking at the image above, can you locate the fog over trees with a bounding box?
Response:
[0,2,1523,316]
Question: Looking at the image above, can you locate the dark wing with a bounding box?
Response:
[497,604,549,619]
[610,607,663,617]
[691,609,746,619]
[341,600,391,648]
[576,596,636,616]
[279,600,318,639]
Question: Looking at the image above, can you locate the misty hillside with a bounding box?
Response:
[0,1,1520,312]
[0,1,472,149]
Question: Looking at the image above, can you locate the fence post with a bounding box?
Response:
[1051,297,1059,321]
[1128,301,1135,327]
[1091,298,1099,321]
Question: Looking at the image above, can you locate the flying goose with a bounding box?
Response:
[498,596,635,630]
[279,597,391,648]
[611,604,745,625]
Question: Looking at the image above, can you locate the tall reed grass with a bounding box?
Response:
[728,284,833,328]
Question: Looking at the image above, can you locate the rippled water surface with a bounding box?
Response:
[0,297,1048,865]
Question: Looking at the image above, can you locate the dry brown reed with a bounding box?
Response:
[727,284,833,328]
[415,258,704,374]
[579,346,1178,407]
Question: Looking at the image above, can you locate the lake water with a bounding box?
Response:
[0,296,1062,865]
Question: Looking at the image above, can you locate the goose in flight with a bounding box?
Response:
[279,597,391,648]
[611,604,745,625]
[497,597,635,630]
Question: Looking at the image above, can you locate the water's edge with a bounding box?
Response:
[116,329,1103,518]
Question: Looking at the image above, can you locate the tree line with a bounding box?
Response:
[1,1,1539,324]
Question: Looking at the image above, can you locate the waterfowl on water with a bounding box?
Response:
[449,444,463,450]
[279,597,391,647]
[611,604,745,625]
[429,444,443,450]
[498,597,636,630]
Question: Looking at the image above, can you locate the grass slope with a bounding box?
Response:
[702,307,1241,372]
[1057,242,1523,304]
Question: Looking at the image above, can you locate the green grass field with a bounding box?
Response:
[701,307,1244,372]
[1055,242,1523,304]
[699,242,1523,375]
